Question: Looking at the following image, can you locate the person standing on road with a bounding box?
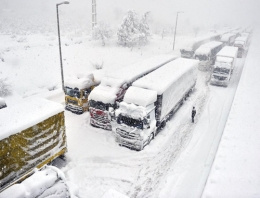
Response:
[192,106,196,123]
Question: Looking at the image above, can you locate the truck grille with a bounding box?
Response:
[213,75,227,81]
[116,128,140,140]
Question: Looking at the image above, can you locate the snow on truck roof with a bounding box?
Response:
[217,46,238,58]
[88,85,120,104]
[0,97,64,141]
[123,86,157,107]
[108,54,176,83]
[235,36,248,42]
[133,58,199,95]
[64,73,95,89]
[195,41,223,55]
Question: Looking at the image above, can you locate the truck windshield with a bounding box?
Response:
[89,100,110,111]
[213,67,230,75]
[196,55,208,61]
[65,87,80,98]
[117,115,143,129]
[181,50,194,57]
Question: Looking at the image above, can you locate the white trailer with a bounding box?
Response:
[210,46,238,87]
[113,58,199,150]
[234,36,248,58]
[88,54,176,130]
[194,41,223,69]
[220,33,237,46]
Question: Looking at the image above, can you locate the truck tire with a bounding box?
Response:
[160,120,166,129]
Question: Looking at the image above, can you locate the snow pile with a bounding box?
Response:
[123,86,157,107]
[0,97,63,140]
[0,166,70,198]
[65,73,95,89]
[117,102,147,119]
[133,58,199,95]
[202,31,260,197]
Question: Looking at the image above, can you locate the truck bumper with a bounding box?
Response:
[65,104,85,114]
[210,80,228,87]
[90,118,112,130]
[115,134,143,151]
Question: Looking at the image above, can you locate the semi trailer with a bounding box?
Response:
[0,98,67,192]
[113,58,199,150]
[88,54,176,130]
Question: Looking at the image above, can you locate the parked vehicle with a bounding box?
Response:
[0,98,67,192]
[180,33,221,58]
[0,165,70,198]
[194,41,223,69]
[65,73,97,114]
[0,98,6,109]
[88,54,176,130]
[220,33,237,46]
[113,58,199,150]
[210,46,238,87]
[234,36,248,58]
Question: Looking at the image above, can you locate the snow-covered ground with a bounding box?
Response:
[1,28,259,198]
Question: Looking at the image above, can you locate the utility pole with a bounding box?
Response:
[172,11,183,51]
[92,0,97,30]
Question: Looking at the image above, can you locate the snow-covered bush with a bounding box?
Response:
[117,10,150,47]
[92,22,113,46]
[0,78,12,96]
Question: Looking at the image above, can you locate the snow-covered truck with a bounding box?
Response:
[210,46,238,87]
[194,41,223,69]
[180,33,221,58]
[0,98,67,192]
[113,58,199,151]
[65,73,97,114]
[234,36,248,58]
[0,166,70,198]
[220,33,237,46]
[88,54,176,130]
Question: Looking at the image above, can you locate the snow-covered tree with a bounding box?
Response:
[92,22,112,46]
[138,12,150,45]
[117,10,150,47]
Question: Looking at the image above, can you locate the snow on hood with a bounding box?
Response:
[88,85,120,104]
[116,102,147,120]
[65,74,95,89]
[123,86,157,107]
[216,56,233,64]
[0,97,64,141]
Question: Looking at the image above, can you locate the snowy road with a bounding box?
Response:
[50,56,246,198]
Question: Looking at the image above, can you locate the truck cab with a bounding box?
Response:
[113,87,157,150]
[64,74,96,114]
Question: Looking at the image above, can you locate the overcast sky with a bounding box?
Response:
[1,0,259,33]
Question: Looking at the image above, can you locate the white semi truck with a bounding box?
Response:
[113,58,199,150]
[210,46,238,87]
[88,54,176,130]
